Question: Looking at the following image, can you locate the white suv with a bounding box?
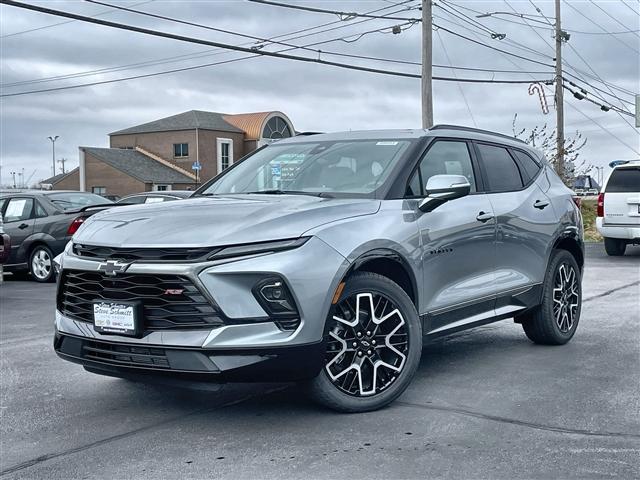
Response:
[596,161,640,256]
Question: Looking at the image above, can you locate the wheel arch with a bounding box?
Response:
[550,231,584,273]
[342,248,419,309]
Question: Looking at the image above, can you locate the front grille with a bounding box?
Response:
[73,244,219,262]
[82,340,170,369]
[58,270,224,331]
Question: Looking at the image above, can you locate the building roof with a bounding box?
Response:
[109,110,244,136]
[82,147,195,184]
[223,112,273,141]
[41,167,79,185]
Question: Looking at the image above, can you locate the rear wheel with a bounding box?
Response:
[521,250,581,345]
[29,245,55,283]
[306,272,422,413]
[604,237,626,256]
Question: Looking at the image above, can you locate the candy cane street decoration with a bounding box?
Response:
[529,82,549,115]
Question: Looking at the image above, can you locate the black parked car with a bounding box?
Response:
[116,190,192,204]
[0,190,113,282]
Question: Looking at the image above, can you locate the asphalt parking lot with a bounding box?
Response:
[1,243,638,479]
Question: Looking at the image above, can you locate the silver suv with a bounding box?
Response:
[54,126,584,412]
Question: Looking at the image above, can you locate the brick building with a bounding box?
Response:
[42,110,295,196]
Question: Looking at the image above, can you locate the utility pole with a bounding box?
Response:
[47,135,59,177]
[421,0,433,129]
[554,0,565,182]
[58,158,67,174]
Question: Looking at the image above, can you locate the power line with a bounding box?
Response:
[439,9,639,155]
[434,23,555,68]
[587,0,640,40]
[0,1,428,88]
[620,0,640,17]
[562,0,640,54]
[0,0,154,38]
[444,0,640,35]
[246,0,421,21]
[436,29,477,127]
[2,0,421,88]
[523,0,638,132]
[0,1,550,98]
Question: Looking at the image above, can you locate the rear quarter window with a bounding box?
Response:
[606,167,640,193]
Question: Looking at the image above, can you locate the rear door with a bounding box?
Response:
[475,143,557,300]
[1,196,36,265]
[603,166,640,226]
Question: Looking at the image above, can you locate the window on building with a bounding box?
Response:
[262,116,292,140]
[153,184,169,191]
[92,186,107,195]
[477,144,524,192]
[217,138,234,173]
[173,143,189,158]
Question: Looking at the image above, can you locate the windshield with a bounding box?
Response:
[48,192,112,211]
[200,139,413,197]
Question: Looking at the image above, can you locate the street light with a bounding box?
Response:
[47,135,59,177]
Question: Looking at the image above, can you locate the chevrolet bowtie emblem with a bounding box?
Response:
[98,259,130,276]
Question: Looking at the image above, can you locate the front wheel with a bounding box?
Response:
[306,272,422,413]
[521,250,582,345]
[604,237,626,256]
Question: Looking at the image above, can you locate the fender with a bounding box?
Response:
[547,226,585,272]
[341,247,419,310]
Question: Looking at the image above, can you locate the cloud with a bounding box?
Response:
[0,0,638,185]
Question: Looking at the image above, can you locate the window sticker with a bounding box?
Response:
[376,141,399,146]
[5,199,28,218]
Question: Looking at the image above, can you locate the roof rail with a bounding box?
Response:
[429,124,526,144]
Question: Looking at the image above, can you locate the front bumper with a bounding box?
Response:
[54,236,349,380]
[596,218,640,241]
[54,331,325,382]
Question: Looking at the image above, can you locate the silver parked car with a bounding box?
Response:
[54,126,584,412]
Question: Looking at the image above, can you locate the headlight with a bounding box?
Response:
[208,237,309,260]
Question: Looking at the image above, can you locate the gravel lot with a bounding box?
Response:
[1,243,638,479]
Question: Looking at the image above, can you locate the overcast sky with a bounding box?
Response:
[1,0,638,186]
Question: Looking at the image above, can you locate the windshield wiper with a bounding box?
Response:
[246,189,333,198]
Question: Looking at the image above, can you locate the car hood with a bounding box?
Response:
[74,194,380,247]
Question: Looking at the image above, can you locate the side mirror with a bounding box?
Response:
[418,174,471,212]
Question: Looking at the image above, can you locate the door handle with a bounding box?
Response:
[533,200,550,210]
[476,211,494,223]
[18,223,29,230]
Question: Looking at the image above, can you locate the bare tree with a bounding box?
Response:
[512,114,590,185]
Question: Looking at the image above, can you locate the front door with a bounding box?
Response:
[408,139,497,333]
[1,196,36,266]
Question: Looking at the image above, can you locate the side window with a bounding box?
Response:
[35,201,48,218]
[3,198,34,223]
[407,141,476,196]
[477,144,524,192]
[511,150,541,184]
[122,196,146,204]
[406,172,422,197]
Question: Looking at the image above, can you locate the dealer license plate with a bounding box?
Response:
[93,302,138,336]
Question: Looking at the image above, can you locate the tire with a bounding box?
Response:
[604,237,626,256]
[306,272,422,413]
[29,245,55,283]
[521,250,582,345]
